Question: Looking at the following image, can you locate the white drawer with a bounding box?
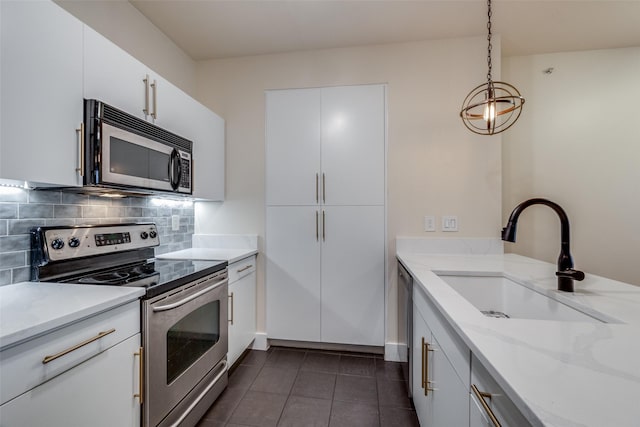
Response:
[0,300,140,405]
[228,256,256,284]
[414,283,470,388]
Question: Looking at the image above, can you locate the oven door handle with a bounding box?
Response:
[152,278,228,312]
[168,359,228,427]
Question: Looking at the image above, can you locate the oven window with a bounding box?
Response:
[166,301,220,384]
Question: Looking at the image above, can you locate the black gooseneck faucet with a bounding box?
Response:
[502,198,585,292]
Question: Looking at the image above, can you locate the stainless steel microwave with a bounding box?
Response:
[83,99,192,195]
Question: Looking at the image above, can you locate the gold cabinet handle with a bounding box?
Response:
[322,173,326,203]
[322,210,325,241]
[421,337,426,391]
[143,74,150,117]
[316,173,319,203]
[151,79,158,119]
[75,122,85,177]
[42,328,115,364]
[134,347,144,404]
[229,292,234,325]
[423,339,435,396]
[237,265,253,273]
[472,384,501,427]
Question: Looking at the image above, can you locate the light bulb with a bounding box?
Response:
[483,102,496,122]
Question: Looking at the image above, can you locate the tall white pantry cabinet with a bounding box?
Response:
[265,85,385,346]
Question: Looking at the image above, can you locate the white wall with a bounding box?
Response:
[194,37,503,343]
[55,0,196,96]
[503,47,640,286]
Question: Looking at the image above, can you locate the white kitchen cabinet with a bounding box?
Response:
[83,26,151,122]
[266,206,322,342]
[320,205,384,345]
[265,88,321,206]
[190,100,225,201]
[0,0,83,187]
[265,84,385,347]
[228,255,257,366]
[321,85,385,206]
[470,354,532,427]
[266,85,385,206]
[0,300,142,427]
[84,25,225,200]
[413,285,470,427]
[0,333,141,427]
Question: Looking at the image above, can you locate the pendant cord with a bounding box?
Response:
[486,0,492,82]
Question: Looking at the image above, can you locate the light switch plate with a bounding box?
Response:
[442,215,458,232]
[171,215,180,231]
[424,215,436,232]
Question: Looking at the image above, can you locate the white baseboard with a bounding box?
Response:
[384,342,407,362]
[251,332,269,351]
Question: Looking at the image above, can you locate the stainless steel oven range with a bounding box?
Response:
[31,223,228,427]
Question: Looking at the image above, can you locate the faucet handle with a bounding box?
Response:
[556,269,585,281]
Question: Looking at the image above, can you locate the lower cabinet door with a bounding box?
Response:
[228,264,257,366]
[412,307,433,426]
[0,334,141,427]
[431,334,469,427]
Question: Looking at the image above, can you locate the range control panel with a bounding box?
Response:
[42,223,159,262]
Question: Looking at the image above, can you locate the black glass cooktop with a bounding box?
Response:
[64,258,227,299]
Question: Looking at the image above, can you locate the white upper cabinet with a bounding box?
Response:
[83,25,225,200]
[190,100,225,201]
[83,27,151,122]
[266,89,321,206]
[0,0,83,187]
[321,85,385,206]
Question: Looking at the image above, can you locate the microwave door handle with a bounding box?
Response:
[169,149,182,190]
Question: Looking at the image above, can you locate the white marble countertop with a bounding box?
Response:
[0,282,144,351]
[397,250,640,427]
[156,248,257,264]
[157,234,258,264]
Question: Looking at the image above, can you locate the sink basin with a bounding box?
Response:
[438,275,604,323]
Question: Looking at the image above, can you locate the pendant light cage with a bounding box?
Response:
[460,0,525,135]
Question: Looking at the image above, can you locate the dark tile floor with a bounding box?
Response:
[196,347,420,427]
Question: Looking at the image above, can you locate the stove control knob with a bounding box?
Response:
[140,231,149,240]
[149,230,157,239]
[51,238,65,250]
[68,237,81,248]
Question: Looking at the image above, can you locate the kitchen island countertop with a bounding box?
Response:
[397,244,640,427]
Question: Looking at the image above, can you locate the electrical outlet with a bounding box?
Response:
[171,215,180,231]
[424,215,436,232]
[442,215,458,232]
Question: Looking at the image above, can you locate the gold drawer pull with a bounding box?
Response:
[237,265,253,273]
[134,347,144,404]
[42,328,116,364]
[472,384,501,427]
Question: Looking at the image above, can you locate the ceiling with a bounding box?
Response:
[129,0,640,61]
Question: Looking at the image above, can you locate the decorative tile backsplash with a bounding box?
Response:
[0,188,194,286]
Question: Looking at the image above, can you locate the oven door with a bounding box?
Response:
[144,270,228,427]
[101,122,191,194]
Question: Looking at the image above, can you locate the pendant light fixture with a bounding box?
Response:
[460,0,524,135]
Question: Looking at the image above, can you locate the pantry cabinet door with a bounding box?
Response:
[266,89,321,206]
[320,205,384,346]
[84,26,150,121]
[321,85,385,206]
[266,206,321,341]
[0,0,83,187]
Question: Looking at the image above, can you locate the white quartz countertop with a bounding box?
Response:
[396,251,640,427]
[156,248,257,264]
[0,282,144,350]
